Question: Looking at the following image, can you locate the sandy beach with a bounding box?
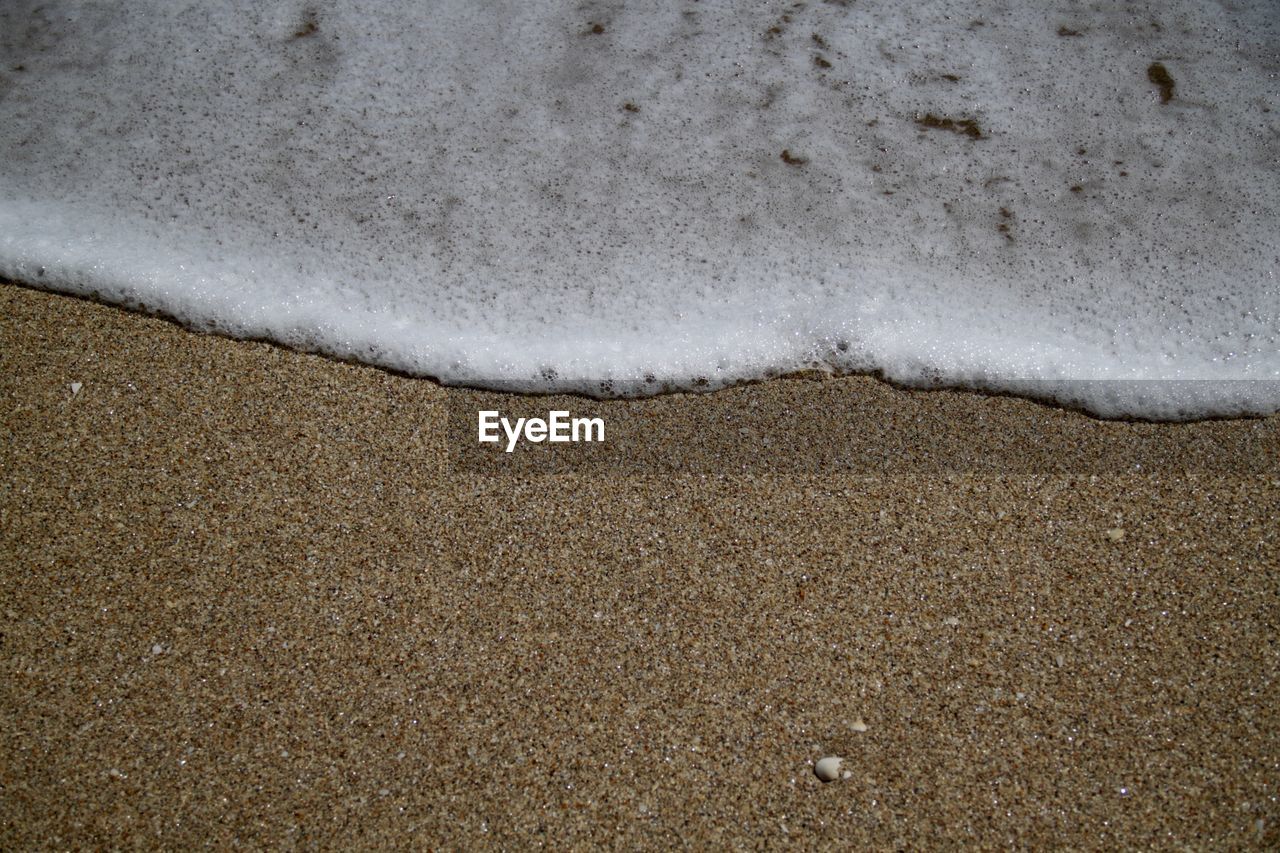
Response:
[2,282,1277,847]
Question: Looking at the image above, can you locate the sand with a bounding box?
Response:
[2,282,1277,848]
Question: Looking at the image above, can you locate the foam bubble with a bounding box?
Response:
[0,0,1276,419]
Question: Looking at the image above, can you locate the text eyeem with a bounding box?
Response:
[478,410,605,453]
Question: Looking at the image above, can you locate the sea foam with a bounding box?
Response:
[0,0,1276,419]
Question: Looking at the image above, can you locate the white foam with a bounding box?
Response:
[1,0,1276,419]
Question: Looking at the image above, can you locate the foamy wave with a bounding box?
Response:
[1,0,1276,419]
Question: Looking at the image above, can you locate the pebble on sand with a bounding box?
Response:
[70,381,82,395]
[815,756,843,782]
[1105,527,1126,542]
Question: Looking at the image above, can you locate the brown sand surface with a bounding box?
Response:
[2,282,1277,848]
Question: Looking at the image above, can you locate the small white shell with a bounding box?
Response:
[814,756,843,782]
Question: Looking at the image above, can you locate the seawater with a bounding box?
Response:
[0,0,1276,419]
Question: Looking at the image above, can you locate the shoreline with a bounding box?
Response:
[2,282,1277,847]
[5,277,1274,427]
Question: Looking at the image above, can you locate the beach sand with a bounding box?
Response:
[2,281,1277,848]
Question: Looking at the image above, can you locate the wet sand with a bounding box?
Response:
[2,282,1277,848]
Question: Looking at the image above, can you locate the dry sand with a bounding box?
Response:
[2,282,1277,848]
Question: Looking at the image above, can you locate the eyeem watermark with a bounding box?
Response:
[448,381,1278,474]
[478,410,605,452]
